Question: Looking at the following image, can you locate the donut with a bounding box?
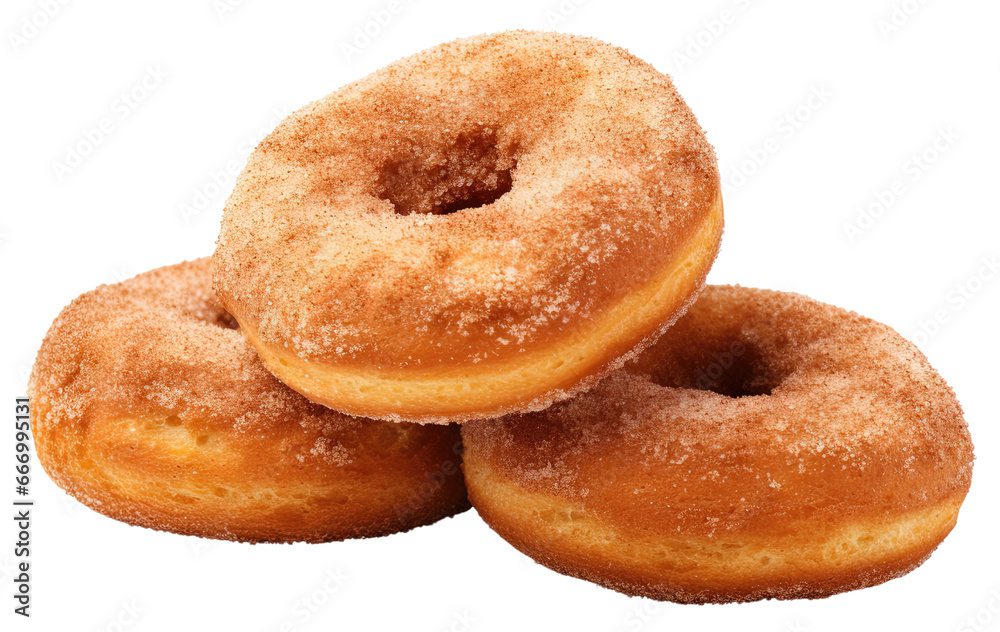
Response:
[28,259,469,543]
[461,285,974,603]
[213,30,723,423]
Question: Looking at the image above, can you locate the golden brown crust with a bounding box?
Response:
[28,259,469,543]
[213,30,722,423]
[466,457,964,603]
[461,285,974,602]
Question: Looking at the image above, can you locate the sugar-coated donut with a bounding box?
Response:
[28,259,469,543]
[462,285,974,603]
[214,30,723,423]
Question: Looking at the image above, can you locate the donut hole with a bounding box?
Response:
[647,340,783,398]
[214,311,240,330]
[377,128,515,215]
[189,305,241,331]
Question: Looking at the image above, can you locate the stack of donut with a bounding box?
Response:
[30,31,973,603]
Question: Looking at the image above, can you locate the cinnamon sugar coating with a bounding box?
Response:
[28,259,469,543]
[462,285,974,602]
[213,30,721,419]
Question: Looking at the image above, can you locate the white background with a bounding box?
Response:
[2,0,998,630]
